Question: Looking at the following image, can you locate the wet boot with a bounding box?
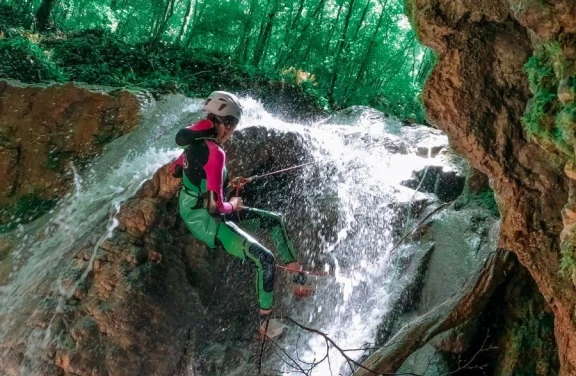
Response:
[259,314,287,340]
[292,272,315,299]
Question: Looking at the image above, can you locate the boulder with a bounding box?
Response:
[0,81,142,227]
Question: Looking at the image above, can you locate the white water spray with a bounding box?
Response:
[0,95,449,376]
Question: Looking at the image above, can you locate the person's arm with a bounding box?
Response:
[175,119,217,146]
[204,141,235,214]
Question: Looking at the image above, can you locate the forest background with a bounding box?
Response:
[0,0,433,122]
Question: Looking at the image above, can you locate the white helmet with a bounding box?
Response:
[203,91,243,123]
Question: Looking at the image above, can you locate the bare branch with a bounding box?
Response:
[269,315,421,376]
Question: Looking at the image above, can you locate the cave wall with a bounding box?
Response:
[405,0,576,374]
[475,261,559,376]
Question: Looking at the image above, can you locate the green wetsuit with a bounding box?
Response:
[175,121,298,310]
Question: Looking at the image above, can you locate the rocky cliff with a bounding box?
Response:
[0,81,141,229]
[403,0,576,374]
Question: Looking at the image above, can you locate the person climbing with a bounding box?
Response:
[172,91,310,339]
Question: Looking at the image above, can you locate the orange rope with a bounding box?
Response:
[276,264,332,277]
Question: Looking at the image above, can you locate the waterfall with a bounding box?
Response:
[0,95,451,375]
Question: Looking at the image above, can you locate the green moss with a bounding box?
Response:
[0,129,11,147]
[525,47,556,91]
[522,43,576,159]
[523,45,561,142]
[560,240,576,275]
[506,308,557,376]
[556,103,576,147]
[0,5,34,35]
[454,186,500,217]
[523,91,559,138]
[0,194,58,233]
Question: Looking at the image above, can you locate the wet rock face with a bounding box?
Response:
[406,0,576,373]
[477,263,558,376]
[0,166,204,376]
[0,123,320,376]
[0,81,141,226]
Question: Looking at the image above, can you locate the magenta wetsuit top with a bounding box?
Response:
[175,119,233,214]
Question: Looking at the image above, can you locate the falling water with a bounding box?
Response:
[0,95,449,375]
[255,108,447,375]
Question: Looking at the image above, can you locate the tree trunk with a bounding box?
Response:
[235,0,258,62]
[150,0,176,46]
[252,0,279,67]
[278,0,326,69]
[322,0,344,56]
[35,0,57,31]
[327,0,356,101]
[352,0,371,39]
[178,0,194,44]
[185,0,206,49]
[274,0,306,66]
[349,0,389,92]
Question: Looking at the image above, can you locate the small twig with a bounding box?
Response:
[259,320,269,374]
[390,201,454,254]
[441,333,495,376]
[274,316,421,376]
[267,335,310,375]
[327,339,334,376]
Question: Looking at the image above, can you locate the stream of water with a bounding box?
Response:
[0,95,448,375]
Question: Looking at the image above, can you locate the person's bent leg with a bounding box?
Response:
[240,207,298,264]
[238,208,313,298]
[216,220,276,311]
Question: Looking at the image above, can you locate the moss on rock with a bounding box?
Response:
[0,193,58,233]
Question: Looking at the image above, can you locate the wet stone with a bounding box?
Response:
[401,164,466,202]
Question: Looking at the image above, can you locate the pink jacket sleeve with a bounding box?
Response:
[204,140,233,214]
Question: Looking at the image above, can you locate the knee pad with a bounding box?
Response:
[248,243,276,292]
[261,212,284,229]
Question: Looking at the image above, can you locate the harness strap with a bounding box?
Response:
[182,185,206,199]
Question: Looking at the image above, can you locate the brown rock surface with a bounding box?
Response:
[0,81,141,224]
[0,165,205,375]
[403,0,576,374]
[0,124,317,375]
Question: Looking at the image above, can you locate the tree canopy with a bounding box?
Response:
[1,0,433,120]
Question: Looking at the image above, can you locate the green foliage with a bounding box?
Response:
[473,188,500,217]
[523,45,560,142]
[0,28,327,115]
[46,149,76,172]
[0,0,428,121]
[525,45,557,91]
[0,36,65,82]
[502,291,558,376]
[523,91,561,139]
[0,5,33,35]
